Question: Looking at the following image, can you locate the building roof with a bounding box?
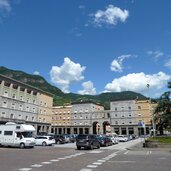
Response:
[0,74,53,97]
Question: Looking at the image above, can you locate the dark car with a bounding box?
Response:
[52,135,66,144]
[97,136,113,147]
[76,134,100,150]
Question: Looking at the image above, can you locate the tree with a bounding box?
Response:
[154,83,171,135]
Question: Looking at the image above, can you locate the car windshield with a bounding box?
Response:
[77,135,88,139]
[21,132,33,138]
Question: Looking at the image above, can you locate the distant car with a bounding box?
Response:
[54,135,66,144]
[106,135,118,144]
[35,136,55,146]
[97,136,113,147]
[118,135,128,142]
[76,134,100,150]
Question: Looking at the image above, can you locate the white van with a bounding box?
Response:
[0,122,35,148]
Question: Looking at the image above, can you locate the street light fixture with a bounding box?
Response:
[147,83,156,136]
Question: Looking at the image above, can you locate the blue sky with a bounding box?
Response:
[0,0,171,98]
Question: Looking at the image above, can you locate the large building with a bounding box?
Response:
[110,100,137,135]
[51,105,72,134]
[0,74,53,134]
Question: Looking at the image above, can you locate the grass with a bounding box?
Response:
[148,137,171,143]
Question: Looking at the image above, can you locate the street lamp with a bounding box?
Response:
[147,83,156,136]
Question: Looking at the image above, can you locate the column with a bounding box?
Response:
[0,80,5,95]
[126,127,129,135]
[9,83,13,97]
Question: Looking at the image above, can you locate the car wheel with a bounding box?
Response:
[77,146,81,150]
[42,142,47,146]
[89,144,93,150]
[20,143,25,149]
[97,144,100,149]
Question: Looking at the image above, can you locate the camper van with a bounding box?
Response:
[0,122,36,148]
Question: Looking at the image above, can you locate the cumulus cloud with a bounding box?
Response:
[91,5,129,27]
[147,50,164,61]
[165,58,171,68]
[33,71,40,75]
[78,81,96,95]
[104,72,171,96]
[0,0,11,20]
[50,57,86,93]
[111,55,133,72]
[0,0,11,12]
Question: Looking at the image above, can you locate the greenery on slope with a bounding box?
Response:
[0,66,147,109]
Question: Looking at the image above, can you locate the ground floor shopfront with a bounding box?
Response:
[51,124,152,136]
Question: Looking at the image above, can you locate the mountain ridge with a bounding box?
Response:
[0,66,147,109]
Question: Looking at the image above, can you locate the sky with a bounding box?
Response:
[0,0,171,98]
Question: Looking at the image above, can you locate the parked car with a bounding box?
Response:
[97,136,113,147]
[54,135,66,144]
[106,135,118,144]
[118,135,128,142]
[76,134,100,150]
[35,136,55,146]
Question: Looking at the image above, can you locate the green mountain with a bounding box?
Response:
[0,66,147,109]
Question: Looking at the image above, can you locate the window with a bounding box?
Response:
[19,105,23,110]
[11,103,16,109]
[138,113,142,117]
[16,126,20,129]
[12,94,16,99]
[0,131,2,134]
[115,107,117,111]
[1,112,6,117]
[18,115,22,119]
[138,106,141,109]
[25,116,29,121]
[129,113,132,117]
[4,91,8,97]
[32,117,35,121]
[10,113,14,119]
[26,106,29,112]
[4,131,13,136]
[27,98,30,103]
[128,106,131,110]
[2,101,7,108]
[20,96,23,101]
[115,121,118,125]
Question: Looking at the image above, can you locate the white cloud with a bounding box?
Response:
[78,81,96,95]
[147,50,164,61]
[91,5,129,27]
[50,57,86,93]
[165,58,171,68]
[104,72,171,97]
[110,54,132,72]
[33,71,40,75]
[0,0,11,12]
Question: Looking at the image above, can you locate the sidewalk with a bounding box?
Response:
[127,139,171,152]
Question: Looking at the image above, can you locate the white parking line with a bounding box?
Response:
[41,162,52,164]
[80,169,92,171]
[18,168,32,171]
[97,160,106,162]
[93,162,102,165]
[31,164,42,168]
[50,159,59,162]
[87,165,98,168]
[88,151,102,154]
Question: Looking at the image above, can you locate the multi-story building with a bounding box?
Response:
[110,100,137,135]
[0,74,53,134]
[135,99,157,135]
[71,101,111,135]
[51,105,72,134]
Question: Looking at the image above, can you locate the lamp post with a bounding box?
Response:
[147,84,156,137]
